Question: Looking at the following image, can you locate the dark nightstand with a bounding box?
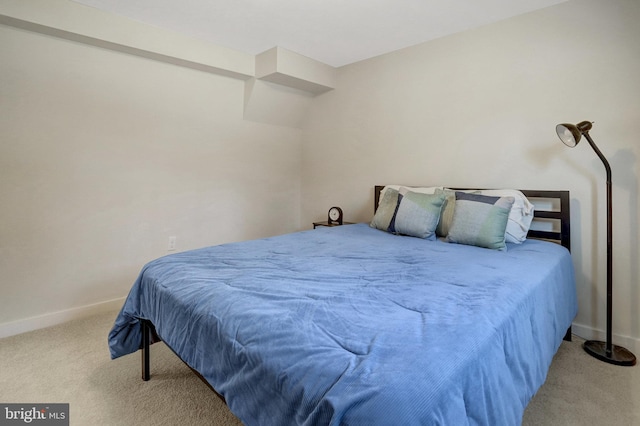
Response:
[313,221,355,229]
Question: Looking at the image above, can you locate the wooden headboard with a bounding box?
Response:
[374,186,571,251]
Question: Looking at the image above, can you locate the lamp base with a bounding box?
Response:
[583,340,636,366]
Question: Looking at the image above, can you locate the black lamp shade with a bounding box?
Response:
[556,123,581,147]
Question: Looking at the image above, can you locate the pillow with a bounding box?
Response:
[389,188,445,239]
[370,187,400,231]
[379,185,442,200]
[479,190,534,244]
[435,188,480,237]
[446,192,515,250]
[435,188,455,237]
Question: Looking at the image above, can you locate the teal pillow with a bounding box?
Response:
[370,187,400,232]
[435,188,480,237]
[435,188,456,238]
[446,192,514,250]
[390,189,445,239]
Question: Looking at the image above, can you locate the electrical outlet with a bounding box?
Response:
[168,236,176,251]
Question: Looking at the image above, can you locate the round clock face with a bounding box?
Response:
[329,208,340,221]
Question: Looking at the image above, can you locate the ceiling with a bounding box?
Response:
[72,0,566,68]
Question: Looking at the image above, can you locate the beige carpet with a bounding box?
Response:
[0,310,638,425]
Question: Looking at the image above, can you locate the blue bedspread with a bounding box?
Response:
[109,223,577,425]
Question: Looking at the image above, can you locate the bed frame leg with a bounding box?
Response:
[563,326,572,342]
[141,320,151,381]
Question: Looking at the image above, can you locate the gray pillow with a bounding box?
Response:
[370,187,400,231]
[446,192,514,250]
[435,188,455,238]
[390,188,445,239]
[435,188,480,237]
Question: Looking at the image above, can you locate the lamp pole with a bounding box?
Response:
[556,121,635,366]
[582,132,613,357]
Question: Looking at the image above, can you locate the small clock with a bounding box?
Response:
[328,206,343,225]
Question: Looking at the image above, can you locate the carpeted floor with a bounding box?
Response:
[0,311,638,425]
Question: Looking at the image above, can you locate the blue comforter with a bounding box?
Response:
[109,223,577,425]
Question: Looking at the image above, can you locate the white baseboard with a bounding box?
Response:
[571,322,640,355]
[0,297,125,339]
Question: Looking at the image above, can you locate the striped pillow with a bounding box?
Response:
[370,187,400,231]
[389,188,445,239]
[446,192,514,250]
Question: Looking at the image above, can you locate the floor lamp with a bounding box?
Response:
[555,121,636,366]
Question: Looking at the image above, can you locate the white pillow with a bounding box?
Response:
[379,185,442,200]
[479,189,534,243]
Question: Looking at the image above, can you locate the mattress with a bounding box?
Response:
[109,223,577,425]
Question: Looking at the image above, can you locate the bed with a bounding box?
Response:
[109,186,577,425]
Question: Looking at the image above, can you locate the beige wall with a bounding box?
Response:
[0,24,302,331]
[302,0,640,351]
[1,0,638,352]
